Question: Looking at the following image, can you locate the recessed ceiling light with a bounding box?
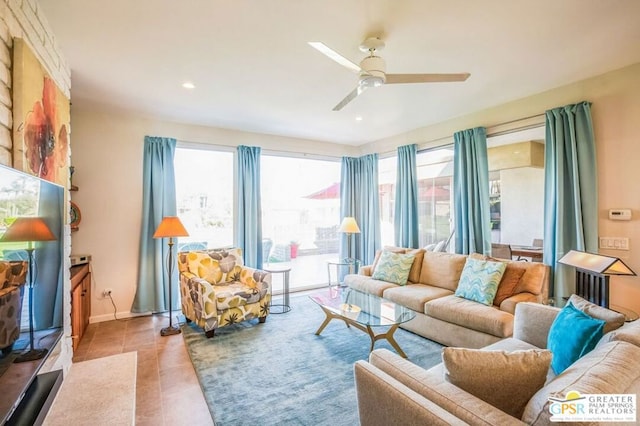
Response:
[182,82,195,89]
[355,116,363,121]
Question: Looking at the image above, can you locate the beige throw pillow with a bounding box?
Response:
[442,347,552,419]
[568,294,625,334]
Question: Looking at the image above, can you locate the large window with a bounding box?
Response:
[378,148,454,251]
[174,147,234,249]
[261,155,341,289]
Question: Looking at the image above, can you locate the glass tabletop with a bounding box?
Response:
[309,287,415,327]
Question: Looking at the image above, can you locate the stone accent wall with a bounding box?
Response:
[0,0,73,373]
[0,0,71,166]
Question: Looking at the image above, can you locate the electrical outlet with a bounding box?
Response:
[103,288,112,297]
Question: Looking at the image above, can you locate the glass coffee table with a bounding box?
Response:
[309,287,416,358]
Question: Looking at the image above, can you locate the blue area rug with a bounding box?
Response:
[182,293,444,426]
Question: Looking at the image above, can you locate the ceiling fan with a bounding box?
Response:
[309,37,470,111]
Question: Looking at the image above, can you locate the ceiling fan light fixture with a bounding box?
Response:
[359,74,384,87]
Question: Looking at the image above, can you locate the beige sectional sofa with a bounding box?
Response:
[354,301,640,425]
[345,248,550,348]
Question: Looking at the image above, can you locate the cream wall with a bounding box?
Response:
[0,2,72,372]
[361,62,640,313]
[69,108,359,321]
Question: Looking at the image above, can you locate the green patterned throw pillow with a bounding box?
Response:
[371,250,415,285]
[455,257,507,305]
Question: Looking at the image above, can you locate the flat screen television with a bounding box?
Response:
[0,163,64,423]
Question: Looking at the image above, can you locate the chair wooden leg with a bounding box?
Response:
[205,329,215,338]
[259,317,266,323]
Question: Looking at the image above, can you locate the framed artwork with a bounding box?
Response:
[12,38,70,188]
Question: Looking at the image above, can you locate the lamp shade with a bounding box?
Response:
[558,250,636,276]
[0,217,56,242]
[153,216,189,239]
[338,217,360,234]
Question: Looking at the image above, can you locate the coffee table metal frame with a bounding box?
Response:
[309,288,415,358]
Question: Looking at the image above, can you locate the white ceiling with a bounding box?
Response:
[39,0,640,146]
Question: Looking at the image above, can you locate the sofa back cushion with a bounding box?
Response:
[523,341,640,425]
[418,251,468,291]
[184,248,245,284]
[567,294,625,335]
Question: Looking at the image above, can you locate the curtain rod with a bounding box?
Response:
[383,112,546,157]
[178,112,546,159]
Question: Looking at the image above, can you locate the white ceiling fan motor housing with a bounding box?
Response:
[359,55,386,87]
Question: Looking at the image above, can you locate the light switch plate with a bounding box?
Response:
[599,237,630,250]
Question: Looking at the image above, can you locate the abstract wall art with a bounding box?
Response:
[12,38,70,188]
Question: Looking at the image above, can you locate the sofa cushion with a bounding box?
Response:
[419,252,468,291]
[371,246,425,284]
[425,295,514,338]
[406,248,426,283]
[454,257,506,306]
[548,302,605,374]
[568,294,625,334]
[442,347,552,419]
[513,262,548,297]
[345,274,397,297]
[382,285,454,313]
[523,341,640,425]
[186,248,244,284]
[599,319,640,348]
[372,251,415,285]
[469,253,527,306]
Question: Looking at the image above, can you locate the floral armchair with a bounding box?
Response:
[0,260,29,354]
[177,248,271,338]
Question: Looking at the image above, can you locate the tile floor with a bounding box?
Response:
[73,314,214,426]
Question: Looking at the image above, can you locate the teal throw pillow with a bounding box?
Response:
[548,302,605,374]
[371,251,415,285]
[454,257,506,305]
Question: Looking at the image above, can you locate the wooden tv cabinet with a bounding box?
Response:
[70,263,91,351]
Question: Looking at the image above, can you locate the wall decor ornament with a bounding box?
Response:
[12,38,70,188]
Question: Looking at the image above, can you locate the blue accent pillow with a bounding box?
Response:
[548,302,605,374]
[371,251,415,285]
[454,257,506,305]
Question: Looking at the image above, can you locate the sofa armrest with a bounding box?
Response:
[499,292,539,315]
[359,265,373,276]
[179,272,218,320]
[354,361,467,426]
[238,266,272,293]
[512,302,560,348]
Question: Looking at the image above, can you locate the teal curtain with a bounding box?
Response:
[394,144,419,248]
[340,154,380,265]
[543,101,598,298]
[132,136,178,313]
[236,145,263,268]
[453,127,491,255]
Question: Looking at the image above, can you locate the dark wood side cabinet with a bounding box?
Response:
[70,263,91,351]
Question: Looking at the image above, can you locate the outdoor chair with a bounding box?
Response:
[491,243,513,260]
[177,248,271,337]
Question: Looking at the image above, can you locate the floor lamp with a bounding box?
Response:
[339,217,361,262]
[0,217,56,363]
[154,216,189,336]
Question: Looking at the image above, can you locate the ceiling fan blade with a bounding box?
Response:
[308,42,362,73]
[333,86,367,111]
[385,73,471,84]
